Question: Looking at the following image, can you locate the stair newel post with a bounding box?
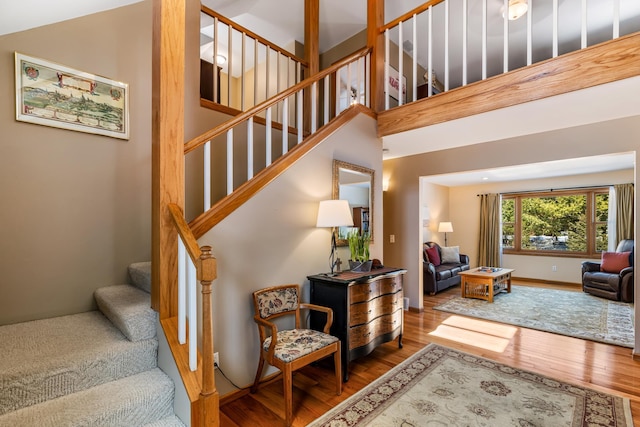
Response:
[196,245,219,425]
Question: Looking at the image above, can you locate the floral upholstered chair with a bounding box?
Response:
[251,284,342,426]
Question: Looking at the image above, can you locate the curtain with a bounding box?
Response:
[615,183,634,243]
[607,186,617,251]
[478,194,501,267]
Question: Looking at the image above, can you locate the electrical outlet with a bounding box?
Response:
[552,265,557,272]
[214,352,219,368]
[390,234,395,243]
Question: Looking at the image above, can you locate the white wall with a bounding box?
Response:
[199,113,382,390]
[444,169,634,284]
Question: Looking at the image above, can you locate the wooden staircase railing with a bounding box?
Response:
[185,46,372,239]
[164,203,219,426]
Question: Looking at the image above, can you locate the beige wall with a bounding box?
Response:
[200,113,382,389]
[0,2,154,325]
[383,116,640,313]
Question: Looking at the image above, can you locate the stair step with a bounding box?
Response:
[95,284,157,341]
[0,368,175,427]
[144,415,187,427]
[0,311,157,415]
[129,261,152,293]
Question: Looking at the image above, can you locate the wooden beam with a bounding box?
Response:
[304,0,320,134]
[151,0,185,318]
[367,0,384,112]
[378,32,640,137]
[304,0,320,77]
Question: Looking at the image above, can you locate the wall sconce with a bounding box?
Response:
[316,200,354,275]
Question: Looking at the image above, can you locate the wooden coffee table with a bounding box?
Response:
[458,267,514,302]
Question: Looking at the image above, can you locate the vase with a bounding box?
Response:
[349,260,373,272]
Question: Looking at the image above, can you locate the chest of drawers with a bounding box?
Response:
[308,268,406,381]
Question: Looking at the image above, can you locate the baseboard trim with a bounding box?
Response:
[218,370,281,405]
[408,306,424,313]
[511,276,581,288]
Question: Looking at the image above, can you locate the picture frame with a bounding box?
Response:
[387,65,407,104]
[15,52,129,140]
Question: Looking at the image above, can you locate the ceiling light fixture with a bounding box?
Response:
[504,0,528,21]
[215,54,226,65]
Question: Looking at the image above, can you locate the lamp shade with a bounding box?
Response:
[438,222,453,233]
[316,200,354,228]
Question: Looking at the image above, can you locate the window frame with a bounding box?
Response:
[502,188,609,258]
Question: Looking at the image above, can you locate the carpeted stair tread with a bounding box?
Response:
[95,284,157,341]
[129,261,152,293]
[0,368,175,427]
[0,311,157,415]
[143,415,187,427]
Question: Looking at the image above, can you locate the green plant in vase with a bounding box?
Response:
[347,229,372,272]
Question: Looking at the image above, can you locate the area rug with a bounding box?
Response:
[308,344,632,427]
[433,285,634,348]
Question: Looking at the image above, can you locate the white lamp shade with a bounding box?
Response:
[438,222,453,233]
[316,200,354,227]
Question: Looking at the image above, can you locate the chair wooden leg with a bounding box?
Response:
[283,364,293,427]
[334,343,342,395]
[251,353,266,393]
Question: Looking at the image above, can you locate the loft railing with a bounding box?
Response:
[184,47,371,233]
[380,0,637,109]
[200,5,308,117]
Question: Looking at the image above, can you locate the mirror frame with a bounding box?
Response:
[332,159,375,245]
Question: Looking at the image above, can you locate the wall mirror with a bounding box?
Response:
[332,159,375,245]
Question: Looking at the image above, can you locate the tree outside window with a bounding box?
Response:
[501,189,608,257]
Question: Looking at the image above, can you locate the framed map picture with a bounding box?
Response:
[15,52,129,140]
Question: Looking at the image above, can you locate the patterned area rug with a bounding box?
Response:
[308,344,632,427]
[433,285,634,348]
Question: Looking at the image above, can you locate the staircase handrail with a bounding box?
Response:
[169,203,202,262]
[380,0,445,32]
[184,46,371,155]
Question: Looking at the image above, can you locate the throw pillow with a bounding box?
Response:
[440,246,460,264]
[601,251,631,273]
[425,245,440,266]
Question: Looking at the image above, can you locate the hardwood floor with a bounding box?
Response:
[220,282,640,426]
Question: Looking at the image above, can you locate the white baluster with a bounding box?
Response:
[613,0,620,39]
[581,0,587,48]
[398,20,403,105]
[266,107,272,166]
[187,257,197,371]
[482,0,487,79]
[178,239,186,345]
[384,29,389,110]
[297,90,303,144]
[324,75,330,123]
[462,0,467,86]
[204,141,211,210]
[365,53,371,108]
[247,117,253,180]
[282,97,288,154]
[311,82,317,133]
[553,0,558,58]
[428,6,433,96]
[445,0,450,91]
[503,0,509,72]
[412,14,417,100]
[227,129,233,195]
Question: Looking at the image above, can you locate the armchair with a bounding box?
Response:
[582,239,634,302]
[251,284,341,426]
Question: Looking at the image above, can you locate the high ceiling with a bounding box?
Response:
[2,0,637,185]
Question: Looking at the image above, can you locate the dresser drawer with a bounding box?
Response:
[349,275,403,304]
[349,292,402,326]
[348,309,403,350]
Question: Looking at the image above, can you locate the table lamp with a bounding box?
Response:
[316,200,354,275]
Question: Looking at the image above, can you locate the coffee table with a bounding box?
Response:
[458,267,514,302]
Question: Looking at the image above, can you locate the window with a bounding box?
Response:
[501,188,609,257]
